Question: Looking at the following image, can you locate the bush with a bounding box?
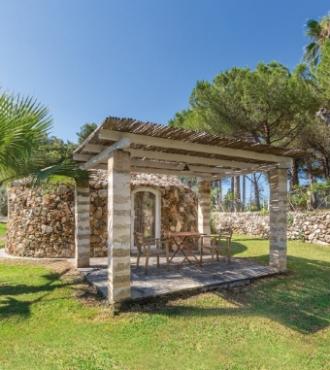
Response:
[287,213,294,226]
[289,186,308,210]
[289,182,330,211]
[310,181,330,208]
[223,191,235,212]
[259,207,269,216]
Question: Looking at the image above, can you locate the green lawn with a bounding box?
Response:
[0,236,329,370]
[0,222,6,248]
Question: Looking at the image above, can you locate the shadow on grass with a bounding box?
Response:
[233,237,266,242]
[129,254,330,335]
[0,268,72,319]
[197,240,248,258]
[230,240,269,265]
[223,241,247,257]
[2,249,330,335]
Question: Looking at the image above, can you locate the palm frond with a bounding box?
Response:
[0,156,89,187]
[306,19,322,39]
[30,160,89,186]
[0,91,88,186]
[303,42,320,65]
[0,92,51,171]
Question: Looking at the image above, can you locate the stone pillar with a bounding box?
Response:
[108,150,131,305]
[75,183,90,268]
[269,167,288,272]
[198,179,211,235]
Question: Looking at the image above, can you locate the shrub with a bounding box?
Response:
[289,185,309,210]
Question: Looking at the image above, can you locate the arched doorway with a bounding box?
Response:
[131,187,161,247]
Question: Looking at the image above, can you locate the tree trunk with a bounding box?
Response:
[263,122,271,145]
[307,161,316,210]
[252,173,261,211]
[290,158,299,190]
[242,175,246,211]
[234,176,241,212]
[230,177,235,212]
[217,179,222,210]
[307,161,315,184]
[323,157,330,180]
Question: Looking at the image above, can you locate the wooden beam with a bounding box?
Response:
[132,160,228,176]
[94,159,183,174]
[99,129,292,166]
[81,143,106,154]
[131,165,276,178]
[133,160,267,175]
[190,163,275,174]
[93,163,107,170]
[73,153,92,162]
[130,148,260,169]
[95,161,276,176]
[131,166,215,179]
[131,159,184,171]
[96,160,225,175]
[74,148,260,170]
[81,138,131,169]
[132,158,271,175]
[189,164,240,174]
[76,150,276,175]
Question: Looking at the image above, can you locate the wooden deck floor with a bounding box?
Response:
[79,256,278,301]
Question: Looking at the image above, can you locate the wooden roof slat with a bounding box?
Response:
[73,117,302,172]
[98,128,293,165]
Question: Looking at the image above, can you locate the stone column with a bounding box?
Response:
[75,183,90,268]
[108,150,131,305]
[198,179,211,236]
[269,167,288,272]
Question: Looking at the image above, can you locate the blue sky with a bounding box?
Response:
[0,0,329,142]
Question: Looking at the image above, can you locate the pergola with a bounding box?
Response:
[73,116,299,305]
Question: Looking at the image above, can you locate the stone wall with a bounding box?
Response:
[89,174,108,257]
[6,183,75,257]
[6,172,198,257]
[161,185,198,235]
[212,211,330,245]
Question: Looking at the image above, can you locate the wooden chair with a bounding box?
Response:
[201,227,233,263]
[134,232,166,274]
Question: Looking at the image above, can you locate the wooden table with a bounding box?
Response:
[166,232,203,265]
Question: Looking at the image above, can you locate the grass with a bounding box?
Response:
[0,236,329,370]
[0,222,6,248]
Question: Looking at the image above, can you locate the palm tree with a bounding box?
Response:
[304,14,330,66]
[0,91,88,186]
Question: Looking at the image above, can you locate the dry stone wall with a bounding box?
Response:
[6,172,198,257]
[212,211,330,245]
[7,183,75,257]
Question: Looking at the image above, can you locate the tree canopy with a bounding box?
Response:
[76,122,97,144]
[170,62,320,147]
[317,41,330,105]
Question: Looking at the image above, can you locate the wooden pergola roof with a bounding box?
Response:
[73,116,300,178]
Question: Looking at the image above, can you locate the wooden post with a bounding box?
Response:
[75,182,90,268]
[107,150,131,307]
[269,167,288,272]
